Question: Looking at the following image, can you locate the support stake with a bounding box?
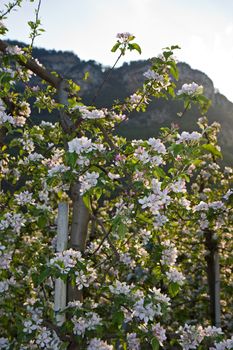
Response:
[54,202,69,326]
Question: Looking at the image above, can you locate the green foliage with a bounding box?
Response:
[0,4,232,350]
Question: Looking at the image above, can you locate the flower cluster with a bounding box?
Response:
[72,312,102,337]
[79,171,99,194]
[143,69,164,82]
[132,298,161,323]
[178,324,223,350]
[177,131,202,143]
[87,338,113,350]
[0,212,26,234]
[116,32,133,43]
[177,82,203,96]
[109,280,133,295]
[48,249,83,274]
[74,105,105,119]
[0,20,232,350]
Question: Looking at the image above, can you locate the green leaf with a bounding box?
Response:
[32,268,51,286]
[171,45,181,50]
[168,86,175,97]
[112,216,128,238]
[82,193,91,210]
[19,54,27,63]
[66,152,78,167]
[153,166,167,179]
[192,159,203,166]
[169,143,184,156]
[151,337,160,350]
[112,310,124,325]
[202,144,222,158]
[111,42,121,52]
[128,42,142,54]
[94,187,102,201]
[168,282,180,297]
[162,51,171,60]
[169,61,179,80]
[118,221,127,238]
[37,215,48,228]
[83,71,89,81]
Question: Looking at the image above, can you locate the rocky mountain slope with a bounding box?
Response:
[11,42,233,164]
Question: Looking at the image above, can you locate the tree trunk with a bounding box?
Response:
[57,81,90,350]
[67,182,89,303]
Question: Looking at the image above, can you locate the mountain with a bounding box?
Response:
[8,41,233,165]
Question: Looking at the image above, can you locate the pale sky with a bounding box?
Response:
[3,0,233,102]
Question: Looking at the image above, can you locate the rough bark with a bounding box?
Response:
[67,182,89,305]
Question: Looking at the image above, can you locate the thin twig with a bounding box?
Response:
[91,52,122,104]
[0,0,21,19]
[30,0,42,50]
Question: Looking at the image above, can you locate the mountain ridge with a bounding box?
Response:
[7,40,233,164]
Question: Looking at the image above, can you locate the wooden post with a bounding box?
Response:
[214,251,221,327]
[204,229,221,326]
[54,202,69,326]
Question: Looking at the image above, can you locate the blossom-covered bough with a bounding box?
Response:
[0,1,232,349]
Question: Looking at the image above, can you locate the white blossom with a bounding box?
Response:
[109,280,133,295]
[75,266,97,290]
[193,201,209,212]
[68,136,94,154]
[79,171,99,194]
[178,324,206,350]
[147,138,166,154]
[127,333,140,350]
[0,212,26,234]
[177,131,202,143]
[152,323,167,345]
[223,189,233,200]
[72,312,102,337]
[0,338,9,349]
[23,320,38,334]
[133,299,160,323]
[130,93,142,106]
[48,164,70,177]
[40,121,55,128]
[170,178,186,193]
[154,213,168,228]
[0,246,12,269]
[0,280,9,293]
[177,82,203,96]
[15,191,34,206]
[81,107,105,119]
[48,249,82,273]
[211,336,233,350]
[143,70,164,82]
[208,201,225,211]
[67,300,83,309]
[116,32,133,43]
[150,287,171,305]
[6,45,23,55]
[119,253,136,268]
[166,268,185,285]
[161,241,178,266]
[35,327,53,348]
[87,338,113,350]
[27,152,44,162]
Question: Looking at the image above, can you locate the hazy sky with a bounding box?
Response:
[3,0,233,102]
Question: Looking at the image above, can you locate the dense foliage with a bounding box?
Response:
[0,1,232,349]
